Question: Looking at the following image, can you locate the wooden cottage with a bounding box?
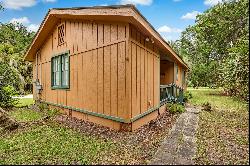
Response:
[25,5,188,131]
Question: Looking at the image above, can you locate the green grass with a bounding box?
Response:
[8,109,43,122]
[188,87,249,165]
[0,123,115,165]
[15,98,34,108]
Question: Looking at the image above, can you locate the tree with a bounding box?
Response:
[179,0,249,100]
[0,23,35,94]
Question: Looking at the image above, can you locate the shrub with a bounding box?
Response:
[167,103,186,114]
[38,103,49,111]
[0,85,19,108]
[183,91,193,102]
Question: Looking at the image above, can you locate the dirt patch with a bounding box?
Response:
[0,108,19,132]
[55,109,178,164]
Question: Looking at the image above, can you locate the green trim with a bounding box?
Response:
[41,100,130,123]
[51,50,70,90]
[40,100,162,124]
[130,105,160,122]
[52,50,70,58]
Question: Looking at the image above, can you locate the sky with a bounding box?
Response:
[0,0,224,41]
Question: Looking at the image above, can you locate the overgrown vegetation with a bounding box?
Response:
[0,85,18,108]
[166,103,186,114]
[172,0,249,100]
[0,21,34,107]
[188,88,249,165]
[183,90,193,102]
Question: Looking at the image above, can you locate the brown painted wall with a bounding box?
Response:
[34,19,129,120]
[32,19,182,130]
[160,60,174,85]
[175,63,185,87]
[129,25,160,120]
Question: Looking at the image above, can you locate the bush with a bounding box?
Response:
[167,103,186,114]
[38,103,49,111]
[0,85,19,108]
[183,91,193,102]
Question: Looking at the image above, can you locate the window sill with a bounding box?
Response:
[51,86,70,90]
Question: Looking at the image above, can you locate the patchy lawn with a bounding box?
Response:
[0,123,115,165]
[8,109,43,122]
[188,87,249,165]
[15,98,34,108]
[0,104,177,165]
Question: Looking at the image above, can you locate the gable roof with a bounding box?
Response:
[24,4,188,69]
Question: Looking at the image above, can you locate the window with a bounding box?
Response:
[176,64,178,81]
[51,51,69,89]
[58,24,65,46]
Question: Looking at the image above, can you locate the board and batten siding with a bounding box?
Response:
[129,25,160,120]
[33,20,130,122]
[33,20,161,130]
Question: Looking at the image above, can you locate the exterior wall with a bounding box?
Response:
[33,19,129,128]
[160,60,174,85]
[175,63,185,87]
[33,19,184,131]
[128,25,160,130]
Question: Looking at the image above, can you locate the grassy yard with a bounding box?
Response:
[0,123,115,165]
[0,102,177,165]
[188,87,249,165]
[9,109,43,122]
[15,98,34,108]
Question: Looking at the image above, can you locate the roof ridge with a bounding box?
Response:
[50,4,135,10]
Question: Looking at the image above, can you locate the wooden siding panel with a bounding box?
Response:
[97,48,104,114]
[85,51,91,111]
[118,42,126,119]
[86,22,92,50]
[111,24,118,42]
[98,23,104,46]
[110,44,118,117]
[125,39,131,119]
[136,45,141,115]
[104,24,111,44]
[144,49,148,111]
[103,46,111,116]
[73,54,78,107]
[118,24,126,40]
[140,48,145,114]
[93,23,98,48]
[92,49,98,113]
[131,42,137,117]
[78,53,83,109]
[82,22,87,50]
[147,51,151,109]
